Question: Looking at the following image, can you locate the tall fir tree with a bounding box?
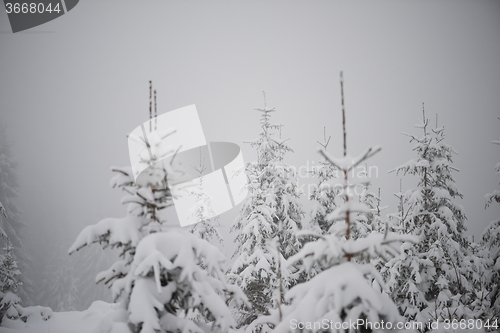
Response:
[0,244,22,324]
[309,127,339,236]
[0,128,53,326]
[480,119,500,322]
[228,93,304,331]
[384,107,478,325]
[254,73,414,333]
[304,128,342,279]
[69,83,244,333]
[187,152,223,245]
[0,126,31,305]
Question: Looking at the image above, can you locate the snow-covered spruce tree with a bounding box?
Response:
[185,156,225,331]
[187,155,223,245]
[68,154,174,294]
[352,171,388,243]
[228,93,304,331]
[480,120,500,321]
[0,244,22,324]
[384,108,479,324]
[0,128,53,326]
[484,127,500,208]
[359,188,395,276]
[360,188,388,236]
[254,73,415,333]
[111,230,247,333]
[309,127,340,236]
[0,239,52,326]
[69,83,244,333]
[305,128,345,279]
[0,127,31,304]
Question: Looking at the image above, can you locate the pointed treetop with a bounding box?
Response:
[254,91,276,113]
[421,102,429,136]
[192,147,207,176]
[317,127,331,149]
[154,89,157,130]
[149,81,152,131]
[340,71,347,157]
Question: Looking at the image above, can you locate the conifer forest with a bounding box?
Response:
[0,2,499,333]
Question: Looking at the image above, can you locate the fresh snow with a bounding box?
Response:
[1,301,116,333]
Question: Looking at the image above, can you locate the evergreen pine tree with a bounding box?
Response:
[385,107,477,324]
[309,127,339,236]
[69,83,244,333]
[0,127,31,304]
[187,152,223,245]
[254,73,414,333]
[484,119,500,208]
[0,129,52,326]
[0,244,21,323]
[480,119,500,321]
[228,93,304,331]
[361,188,388,235]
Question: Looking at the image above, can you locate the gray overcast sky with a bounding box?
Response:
[0,0,499,263]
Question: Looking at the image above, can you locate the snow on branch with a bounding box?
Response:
[319,146,381,172]
[122,231,247,333]
[68,216,143,254]
[254,107,276,113]
[287,231,417,272]
[253,262,401,333]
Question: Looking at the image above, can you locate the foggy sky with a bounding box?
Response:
[0,0,499,283]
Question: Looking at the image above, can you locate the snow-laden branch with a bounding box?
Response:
[319,146,381,172]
